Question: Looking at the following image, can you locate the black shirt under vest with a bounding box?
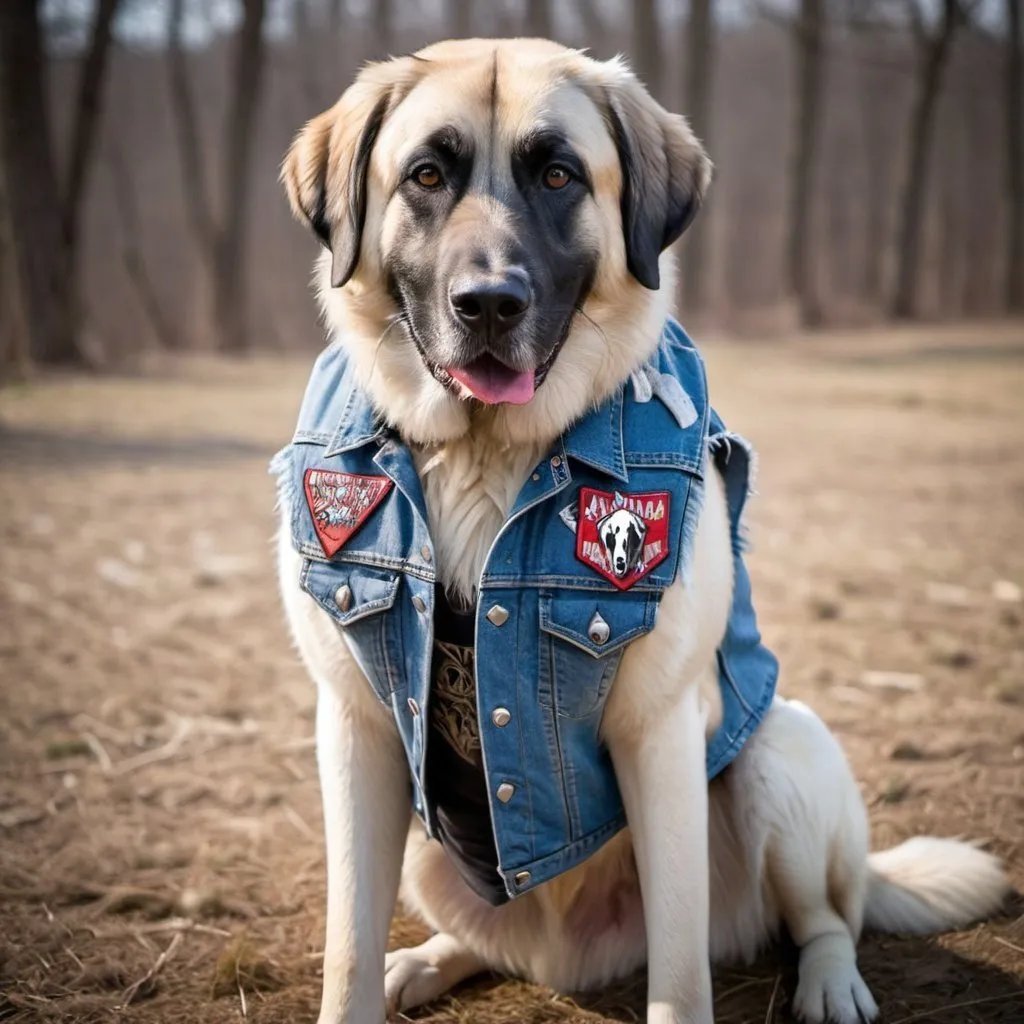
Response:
[425,583,508,905]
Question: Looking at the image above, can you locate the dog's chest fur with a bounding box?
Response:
[414,433,547,604]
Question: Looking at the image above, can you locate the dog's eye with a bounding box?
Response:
[543,165,572,190]
[413,165,443,189]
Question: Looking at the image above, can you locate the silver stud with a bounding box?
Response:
[420,544,432,562]
[486,604,509,627]
[496,782,515,803]
[334,584,352,612]
[550,455,562,469]
[588,610,610,645]
[412,595,427,613]
[407,697,420,717]
[491,707,511,728]
[514,870,531,886]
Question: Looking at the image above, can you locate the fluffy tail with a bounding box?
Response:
[864,836,1010,935]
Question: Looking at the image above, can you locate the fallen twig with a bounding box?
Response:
[122,930,182,1004]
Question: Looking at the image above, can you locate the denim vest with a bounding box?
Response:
[271,318,778,900]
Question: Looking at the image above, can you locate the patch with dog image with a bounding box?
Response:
[303,469,393,557]
[575,487,671,590]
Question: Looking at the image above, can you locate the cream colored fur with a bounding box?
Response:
[275,39,1010,1024]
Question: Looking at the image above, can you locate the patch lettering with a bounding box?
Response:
[304,469,393,557]
[575,487,671,590]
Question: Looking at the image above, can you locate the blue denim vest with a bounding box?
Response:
[271,318,778,899]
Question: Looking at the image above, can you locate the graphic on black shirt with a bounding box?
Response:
[431,640,480,766]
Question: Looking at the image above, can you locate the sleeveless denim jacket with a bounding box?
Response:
[271,318,778,900]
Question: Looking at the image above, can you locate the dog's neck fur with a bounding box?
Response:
[414,433,546,604]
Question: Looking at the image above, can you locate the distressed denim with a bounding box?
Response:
[272,317,778,899]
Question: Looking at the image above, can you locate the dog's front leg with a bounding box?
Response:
[315,679,411,1024]
[607,684,713,1024]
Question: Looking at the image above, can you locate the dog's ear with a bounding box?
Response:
[603,71,713,291]
[281,59,421,287]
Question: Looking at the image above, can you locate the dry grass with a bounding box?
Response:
[1,323,1023,1022]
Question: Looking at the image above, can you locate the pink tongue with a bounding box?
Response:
[448,359,535,405]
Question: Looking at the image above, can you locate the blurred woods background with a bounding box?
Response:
[0,0,1021,375]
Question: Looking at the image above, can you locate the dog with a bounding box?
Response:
[274,39,1009,1024]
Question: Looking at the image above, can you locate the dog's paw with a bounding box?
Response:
[793,935,879,1024]
[383,947,450,1016]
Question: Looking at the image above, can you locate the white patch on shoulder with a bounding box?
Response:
[650,371,698,429]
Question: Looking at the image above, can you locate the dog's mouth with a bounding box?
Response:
[417,335,566,407]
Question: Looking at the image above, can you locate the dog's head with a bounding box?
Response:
[598,508,647,578]
[282,39,711,444]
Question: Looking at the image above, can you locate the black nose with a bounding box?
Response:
[449,272,531,337]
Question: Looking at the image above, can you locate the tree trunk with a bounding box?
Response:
[680,0,714,318]
[214,0,267,354]
[890,0,959,319]
[451,0,473,38]
[374,0,393,54]
[787,0,825,327]
[1006,0,1024,311]
[632,0,662,103]
[525,0,553,39]
[63,0,120,254]
[0,0,79,366]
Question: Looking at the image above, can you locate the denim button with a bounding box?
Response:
[486,605,509,627]
[550,456,562,469]
[334,584,352,612]
[407,697,420,717]
[412,595,427,613]
[496,782,515,803]
[514,871,531,886]
[420,545,432,562]
[588,611,610,645]
[491,707,511,727]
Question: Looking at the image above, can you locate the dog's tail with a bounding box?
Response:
[864,836,1010,935]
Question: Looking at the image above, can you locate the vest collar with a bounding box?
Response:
[320,357,630,484]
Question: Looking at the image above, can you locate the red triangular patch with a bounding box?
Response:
[575,486,671,590]
[303,469,393,558]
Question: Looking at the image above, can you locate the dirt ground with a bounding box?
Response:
[1,324,1023,1024]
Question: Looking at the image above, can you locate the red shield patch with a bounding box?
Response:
[304,469,393,557]
[575,487,671,590]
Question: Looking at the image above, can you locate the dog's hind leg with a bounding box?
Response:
[384,933,486,1015]
[741,699,878,1024]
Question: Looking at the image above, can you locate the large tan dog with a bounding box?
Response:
[277,39,1008,1024]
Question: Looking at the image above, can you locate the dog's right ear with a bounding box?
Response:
[281,59,421,287]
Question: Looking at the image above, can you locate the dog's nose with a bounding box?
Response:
[449,271,531,337]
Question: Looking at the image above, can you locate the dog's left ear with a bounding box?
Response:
[280,58,422,287]
[602,71,713,291]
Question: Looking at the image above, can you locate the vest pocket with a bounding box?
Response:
[538,589,659,718]
[300,560,402,703]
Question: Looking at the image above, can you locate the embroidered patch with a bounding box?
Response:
[303,469,392,557]
[575,487,671,590]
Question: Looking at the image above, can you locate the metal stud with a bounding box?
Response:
[491,707,511,728]
[496,782,515,803]
[407,697,420,717]
[531,473,541,482]
[420,544,432,562]
[587,610,610,646]
[550,455,562,469]
[486,604,509,627]
[412,595,427,613]
[514,871,531,887]
[334,584,352,612]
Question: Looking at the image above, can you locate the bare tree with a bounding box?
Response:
[787,0,826,326]
[890,0,970,319]
[0,1,77,366]
[451,0,473,38]
[1006,0,1023,311]
[1,0,122,367]
[524,0,553,38]
[167,0,268,353]
[632,0,663,102]
[680,0,715,318]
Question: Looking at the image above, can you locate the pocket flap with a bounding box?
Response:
[300,561,400,626]
[539,590,658,658]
